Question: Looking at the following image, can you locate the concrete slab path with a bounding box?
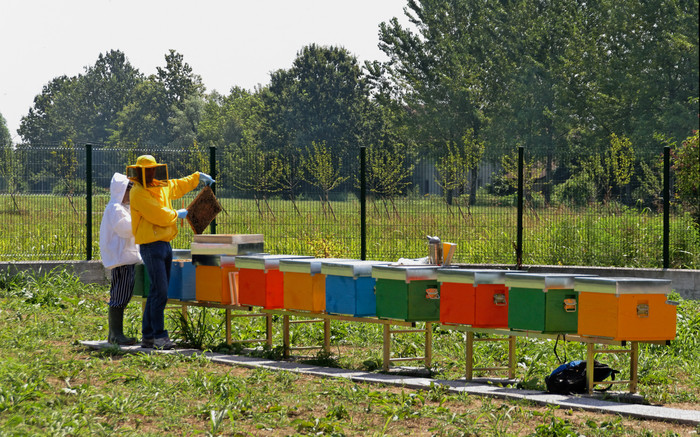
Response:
[81,340,700,426]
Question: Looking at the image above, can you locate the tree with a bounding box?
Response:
[80,50,143,143]
[559,0,699,158]
[198,88,260,149]
[19,50,142,145]
[198,87,266,198]
[18,75,79,144]
[301,141,349,219]
[363,60,414,149]
[0,112,10,146]
[169,94,206,148]
[109,78,169,146]
[157,49,204,112]
[261,44,371,167]
[272,149,304,216]
[600,0,698,149]
[486,0,589,204]
[378,0,505,203]
[0,112,24,212]
[227,143,281,218]
[377,0,698,209]
[109,50,203,146]
[434,129,484,216]
[364,142,415,218]
[578,134,636,204]
[500,149,545,209]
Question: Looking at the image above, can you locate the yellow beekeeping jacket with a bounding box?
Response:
[129,173,200,245]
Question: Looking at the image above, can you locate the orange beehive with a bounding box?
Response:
[282,271,325,311]
[437,269,524,327]
[194,256,237,304]
[575,277,677,341]
[236,255,313,309]
[438,281,475,325]
[280,258,352,312]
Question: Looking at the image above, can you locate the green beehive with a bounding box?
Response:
[373,265,440,322]
[133,264,151,297]
[506,273,595,333]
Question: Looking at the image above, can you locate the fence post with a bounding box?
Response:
[516,146,524,268]
[209,145,217,235]
[360,145,367,260]
[663,145,670,269]
[85,143,93,261]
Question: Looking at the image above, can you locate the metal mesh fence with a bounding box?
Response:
[0,142,698,268]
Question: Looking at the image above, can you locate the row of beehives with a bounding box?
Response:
[133,252,678,342]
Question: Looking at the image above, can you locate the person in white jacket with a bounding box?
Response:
[99,173,143,345]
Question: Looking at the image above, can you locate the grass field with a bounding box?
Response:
[0,269,698,435]
[1,194,699,269]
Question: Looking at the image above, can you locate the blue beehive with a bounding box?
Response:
[322,260,390,317]
[167,250,196,301]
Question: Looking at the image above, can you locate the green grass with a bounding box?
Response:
[0,268,698,435]
[2,194,699,268]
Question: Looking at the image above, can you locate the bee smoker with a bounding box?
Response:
[427,235,443,265]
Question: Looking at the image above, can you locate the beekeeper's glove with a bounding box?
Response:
[176,209,188,219]
[199,172,215,186]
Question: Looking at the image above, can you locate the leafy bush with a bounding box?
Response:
[553,173,596,207]
[171,307,224,349]
[672,131,700,227]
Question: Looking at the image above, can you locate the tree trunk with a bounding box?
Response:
[469,168,478,206]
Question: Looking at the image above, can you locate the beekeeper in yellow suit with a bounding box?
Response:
[127,155,214,349]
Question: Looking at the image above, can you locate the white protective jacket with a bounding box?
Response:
[99,173,142,269]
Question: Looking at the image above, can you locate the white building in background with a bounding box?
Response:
[413,159,499,196]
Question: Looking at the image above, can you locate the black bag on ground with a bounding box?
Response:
[545,360,620,394]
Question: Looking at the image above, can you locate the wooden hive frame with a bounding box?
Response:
[186,186,223,234]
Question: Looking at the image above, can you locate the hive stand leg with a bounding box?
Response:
[323,319,331,354]
[265,313,273,347]
[225,308,232,345]
[586,343,595,394]
[508,335,516,379]
[466,331,474,381]
[424,322,433,369]
[383,324,391,372]
[283,315,290,359]
[630,341,639,393]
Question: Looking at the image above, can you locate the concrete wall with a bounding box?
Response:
[1,261,698,300]
[0,261,110,286]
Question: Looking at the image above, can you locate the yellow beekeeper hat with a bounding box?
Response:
[126,155,169,187]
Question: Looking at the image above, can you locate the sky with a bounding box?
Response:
[0,0,410,143]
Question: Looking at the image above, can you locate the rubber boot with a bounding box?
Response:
[107,306,137,345]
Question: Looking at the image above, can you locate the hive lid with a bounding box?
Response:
[220,255,237,266]
[371,264,439,282]
[278,258,353,274]
[437,268,525,285]
[574,276,672,296]
[190,241,264,256]
[321,260,390,277]
[172,249,191,260]
[234,254,313,270]
[505,273,597,291]
[192,253,255,267]
[193,234,263,244]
